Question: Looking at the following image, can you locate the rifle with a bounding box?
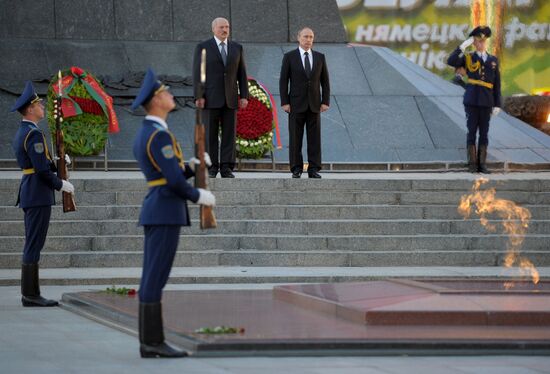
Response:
[54,70,76,213]
[194,49,217,229]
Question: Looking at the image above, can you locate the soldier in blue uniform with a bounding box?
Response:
[11,81,75,307]
[132,68,215,358]
[447,26,502,174]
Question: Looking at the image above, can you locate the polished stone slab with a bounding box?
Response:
[62,279,550,356]
[274,279,550,326]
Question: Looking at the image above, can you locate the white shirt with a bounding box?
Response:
[214,36,228,55]
[476,51,487,62]
[145,115,168,130]
[299,46,313,70]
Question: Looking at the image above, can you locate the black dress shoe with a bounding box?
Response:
[140,342,188,358]
[308,171,321,179]
[22,295,58,307]
[220,170,235,178]
[292,171,301,178]
[208,170,217,178]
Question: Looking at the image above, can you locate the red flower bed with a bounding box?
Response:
[237,97,273,139]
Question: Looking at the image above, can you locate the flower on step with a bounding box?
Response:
[105,285,137,296]
[194,326,246,334]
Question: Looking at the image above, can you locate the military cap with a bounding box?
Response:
[10,81,42,112]
[131,68,168,110]
[469,26,492,39]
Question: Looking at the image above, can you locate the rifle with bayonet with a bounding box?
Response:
[54,70,76,213]
[194,49,217,229]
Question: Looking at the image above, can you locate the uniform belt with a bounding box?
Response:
[468,79,493,89]
[147,178,167,187]
[22,168,35,175]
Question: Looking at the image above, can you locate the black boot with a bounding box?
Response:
[21,263,58,307]
[478,145,491,174]
[467,144,477,173]
[139,302,187,358]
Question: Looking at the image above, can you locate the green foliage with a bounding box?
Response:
[194,326,245,334]
[62,115,108,156]
[46,69,108,156]
[236,132,274,160]
[104,285,136,296]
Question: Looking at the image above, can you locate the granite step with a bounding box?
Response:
[1,204,549,221]
[2,189,550,206]
[0,219,549,236]
[2,176,549,271]
[0,234,548,253]
[0,249,548,269]
[3,266,547,286]
[1,177,548,193]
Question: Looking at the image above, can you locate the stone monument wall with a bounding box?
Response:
[0,0,347,43]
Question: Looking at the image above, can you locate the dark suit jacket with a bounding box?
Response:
[447,47,502,108]
[193,38,248,110]
[279,48,330,113]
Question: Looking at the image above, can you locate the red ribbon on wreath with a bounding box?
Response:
[53,66,120,133]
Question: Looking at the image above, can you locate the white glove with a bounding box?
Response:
[459,37,474,51]
[196,188,216,206]
[188,153,212,172]
[53,154,71,165]
[203,152,212,167]
[60,180,74,194]
[492,107,501,116]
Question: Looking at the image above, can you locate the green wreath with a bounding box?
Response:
[46,68,108,156]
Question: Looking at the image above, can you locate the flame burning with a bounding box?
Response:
[458,178,539,284]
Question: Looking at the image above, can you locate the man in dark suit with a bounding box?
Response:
[11,81,75,307]
[132,68,215,358]
[279,27,330,179]
[447,26,502,174]
[193,17,249,178]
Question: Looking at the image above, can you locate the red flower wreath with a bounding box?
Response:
[236,97,273,139]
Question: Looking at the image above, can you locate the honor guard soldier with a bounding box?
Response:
[132,68,215,358]
[11,81,74,307]
[447,26,502,174]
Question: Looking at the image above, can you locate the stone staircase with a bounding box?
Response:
[1,176,549,270]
